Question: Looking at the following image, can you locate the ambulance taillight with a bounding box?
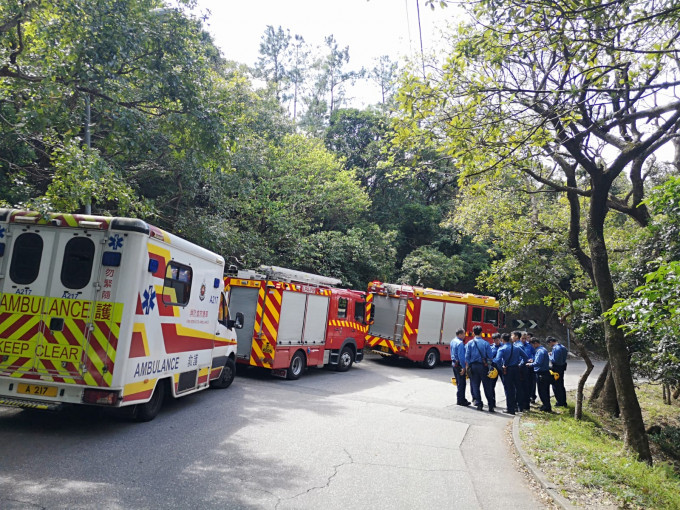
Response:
[82,389,120,406]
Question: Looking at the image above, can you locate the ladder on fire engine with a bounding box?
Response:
[258,265,342,286]
[393,298,406,344]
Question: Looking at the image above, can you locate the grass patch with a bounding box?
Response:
[519,383,680,509]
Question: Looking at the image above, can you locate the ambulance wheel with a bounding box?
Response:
[423,349,439,369]
[336,346,354,372]
[287,351,305,380]
[211,357,236,389]
[134,380,165,422]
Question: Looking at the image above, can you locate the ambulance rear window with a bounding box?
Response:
[61,237,95,289]
[163,261,192,306]
[9,233,43,285]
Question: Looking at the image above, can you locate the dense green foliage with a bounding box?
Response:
[0,0,487,292]
[607,177,680,388]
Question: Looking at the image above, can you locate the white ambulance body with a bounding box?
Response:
[0,209,241,421]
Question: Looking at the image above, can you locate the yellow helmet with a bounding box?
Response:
[487,367,499,379]
[451,377,458,386]
[550,370,560,380]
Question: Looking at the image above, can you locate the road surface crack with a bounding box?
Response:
[275,449,353,508]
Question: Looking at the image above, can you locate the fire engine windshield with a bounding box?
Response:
[354,302,366,323]
[484,308,499,325]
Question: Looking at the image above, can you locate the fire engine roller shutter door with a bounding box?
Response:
[417,300,444,345]
[441,303,466,343]
[369,295,405,341]
[302,294,329,345]
[230,286,260,358]
[278,291,306,345]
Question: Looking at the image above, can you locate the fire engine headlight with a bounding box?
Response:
[82,389,120,406]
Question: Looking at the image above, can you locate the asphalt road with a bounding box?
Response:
[0,354,603,510]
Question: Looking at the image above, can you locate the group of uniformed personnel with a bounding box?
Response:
[450,325,569,415]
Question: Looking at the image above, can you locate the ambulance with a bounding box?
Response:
[0,209,242,421]
[226,266,367,379]
[365,281,501,368]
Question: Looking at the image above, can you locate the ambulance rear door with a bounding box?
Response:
[37,227,109,382]
[0,223,59,374]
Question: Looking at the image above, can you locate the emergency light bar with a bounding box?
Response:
[258,265,342,286]
[78,220,103,228]
[13,216,38,224]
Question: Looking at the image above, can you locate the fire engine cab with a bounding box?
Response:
[0,209,242,421]
[365,281,501,368]
[226,266,367,379]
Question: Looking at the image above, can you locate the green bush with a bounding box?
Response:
[650,426,680,460]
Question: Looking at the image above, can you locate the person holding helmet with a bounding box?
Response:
[450,329,471,406]
[548,336,568,407]
[494,332,529,415]
[465,325,496,412]
[528,338,552,412]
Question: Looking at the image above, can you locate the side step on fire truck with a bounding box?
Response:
[0,209,243,421]
[365,281,501,368]
[226,266,367,379]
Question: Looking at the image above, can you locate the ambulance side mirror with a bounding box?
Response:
[227,312,244,330]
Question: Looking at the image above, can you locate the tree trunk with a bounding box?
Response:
[674,387,680,400]
[590,361,609,402]
[597,369,619,416]
[663,384,672,405]
[569,331,593,421]
[588,182,652,463]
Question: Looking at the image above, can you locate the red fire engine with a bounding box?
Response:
[365,281,502,368]
[226,266,367,379]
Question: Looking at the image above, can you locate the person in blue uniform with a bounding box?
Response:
[512,331,528,411]
[493,332,529,414]
[450,329,470,406]
[528,338,552,412]
[490,333,503,389]
[548,336,568,407]
[465,325,495,412]
[521,332,536,407]
[527,332,538,403]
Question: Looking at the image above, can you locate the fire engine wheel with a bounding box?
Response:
[210,357,236,389]
[134,379,166,422]
[423,349,439,369]
[287,351,306,380]
[336,346,354,372]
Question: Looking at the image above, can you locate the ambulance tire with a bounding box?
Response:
[336,346,354,372]
[423,349,439,369]
[134,379,166,422]
[287,351,305,380]
[210,357,236,389]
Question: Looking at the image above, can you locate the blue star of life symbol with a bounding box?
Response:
[0,226,5,239]
[142,286,156,315]
[108,234,123,250]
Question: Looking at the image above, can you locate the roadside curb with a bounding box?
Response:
[512,415,576,510]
